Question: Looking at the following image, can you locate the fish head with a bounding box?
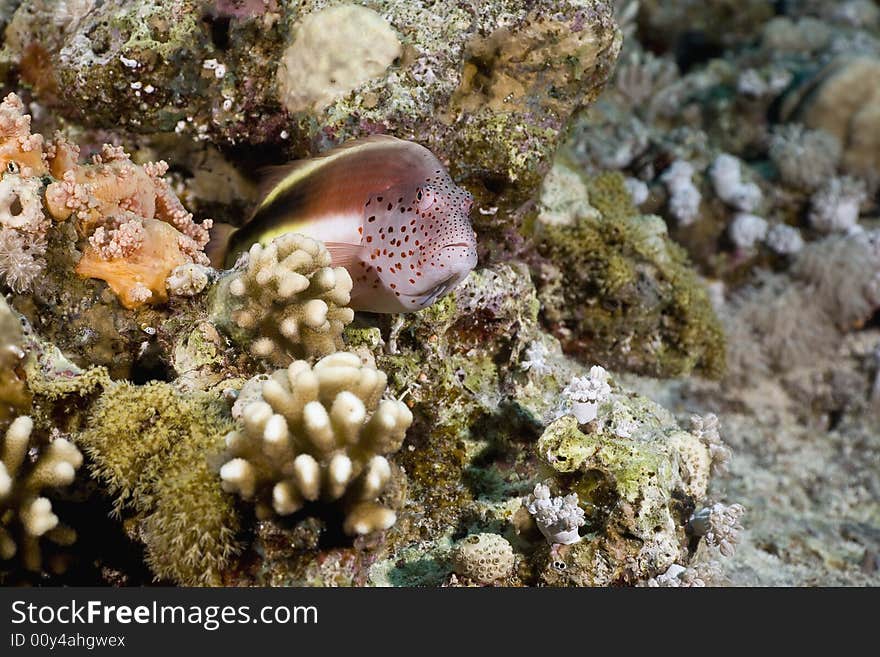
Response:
[361,181,478,311]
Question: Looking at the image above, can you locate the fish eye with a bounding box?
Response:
[6,160,19,174]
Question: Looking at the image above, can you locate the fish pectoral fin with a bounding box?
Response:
[324,242,366,269]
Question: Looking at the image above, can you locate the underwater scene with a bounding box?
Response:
[0,0,877,588]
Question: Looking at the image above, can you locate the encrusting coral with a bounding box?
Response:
[0,415,82,572]
[450,533,515,585]
[276,5,402,114]
[531,368,718,585]
[210,233,354,364]
[220,352,412,536]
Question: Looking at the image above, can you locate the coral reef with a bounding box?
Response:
[220,352,411,536]
[1,0,875,591]
[209,233,354,365]
[532,382,715,585]
[2,0,621,244]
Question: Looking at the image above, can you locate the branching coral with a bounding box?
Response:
[765,223,804,256]
[524,482,585,545]
[728,212,768,250]
[723,230,880,379]
[792,230,880,329]
[210,233,354,364]
[43,141,212,308]
[75,382,240,586]
[219,352,412,535]
[710,154,762,213]
[660,160,701,225]
[1,416,82,572]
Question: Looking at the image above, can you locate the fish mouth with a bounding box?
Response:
[442,242,472,249]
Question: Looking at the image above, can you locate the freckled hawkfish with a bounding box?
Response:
[208,135,478,313]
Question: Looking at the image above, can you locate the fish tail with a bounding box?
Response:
[205,222,238,269]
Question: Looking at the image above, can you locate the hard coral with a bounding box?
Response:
[277,5,402,114]
[210,233,354,365]
[450,533,515,585]
[220,352,412,536]
[1,416,82,572]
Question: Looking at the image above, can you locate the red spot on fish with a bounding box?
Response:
[366,236,373,243]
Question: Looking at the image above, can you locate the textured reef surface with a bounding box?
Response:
[0,0,877,587]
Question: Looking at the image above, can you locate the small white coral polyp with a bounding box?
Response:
[0,416,82,571]
[562,365,611,424]
[219,352,412,535]
[524,482,585,545]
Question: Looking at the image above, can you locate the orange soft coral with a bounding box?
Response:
[43,138,213,309]
[0,94,47,178]
[75,219,192,309]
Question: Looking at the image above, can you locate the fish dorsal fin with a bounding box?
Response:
[246,135,447,227]
[323,241,366,269]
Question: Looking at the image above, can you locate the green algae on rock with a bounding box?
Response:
[532,392,715,585]
[533,164,725,378]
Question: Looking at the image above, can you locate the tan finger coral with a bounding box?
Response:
[0,296,29,421]
[0,416,82,572]
[210,233,354,364]
[220,352,412,535]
